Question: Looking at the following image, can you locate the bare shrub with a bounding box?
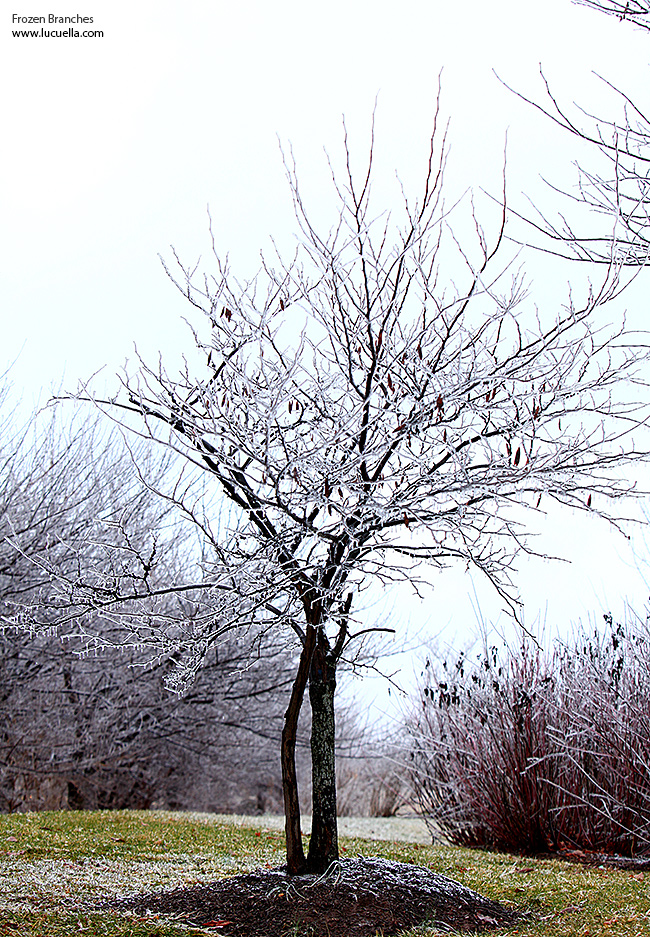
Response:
[407,615,650,856]
[546,613,650,854]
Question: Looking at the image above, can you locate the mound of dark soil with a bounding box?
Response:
[111,856,522,936]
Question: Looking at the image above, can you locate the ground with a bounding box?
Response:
[111,856,522,936]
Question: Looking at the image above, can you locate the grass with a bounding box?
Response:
[0,810,649,936]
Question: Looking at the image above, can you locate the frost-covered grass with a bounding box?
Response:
[0,810,282,936]
[1,810,649,936]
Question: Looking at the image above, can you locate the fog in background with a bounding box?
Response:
[2,0,650,718]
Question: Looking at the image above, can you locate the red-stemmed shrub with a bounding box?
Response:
[407,613,650,856]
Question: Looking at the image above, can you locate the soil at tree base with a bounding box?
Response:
[109,856,523,936]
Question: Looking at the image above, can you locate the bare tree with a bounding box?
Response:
[500,58,650,266]
[10,108,650,873]
[0,402,176,809]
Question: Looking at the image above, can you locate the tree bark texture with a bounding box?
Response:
[306,635,339,873]
[280,625,316,874]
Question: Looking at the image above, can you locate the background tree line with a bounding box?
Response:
[0,395,307,815]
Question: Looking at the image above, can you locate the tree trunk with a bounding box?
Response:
[281,625,316,875]
[306,635,339,873]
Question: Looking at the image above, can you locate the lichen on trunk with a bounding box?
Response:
[307,637,339,873]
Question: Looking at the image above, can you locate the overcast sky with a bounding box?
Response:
[2,1,650,696]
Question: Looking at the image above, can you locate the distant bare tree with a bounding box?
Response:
[12,107,650,873]
[502,66,650,267]
[502,0,650,269]
[0,396,307,815]
[0,626,305,815]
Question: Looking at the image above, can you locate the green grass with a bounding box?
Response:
[0,810,649,936]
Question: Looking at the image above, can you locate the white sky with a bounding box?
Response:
[2,0,650,707]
